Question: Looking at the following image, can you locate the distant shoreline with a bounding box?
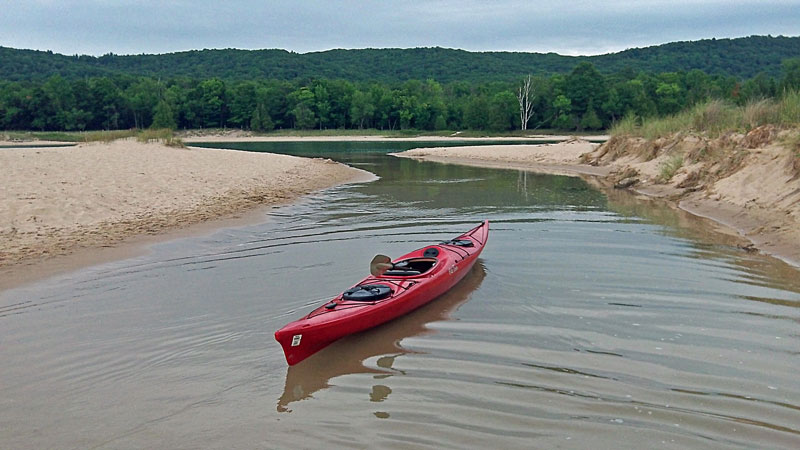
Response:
[180,133,608,143]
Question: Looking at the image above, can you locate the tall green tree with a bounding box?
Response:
[228,81,259,128]
[781,58,800,91]
[88,77,126,130]
[655,81,683,115]
[151,100,176,129]
[552,94,573,129]
[312,81,331,130]
[350,89,375,129]
[579,101,603,130]
[325,79,354,128]
[127,78,160,129]
[463,95,489,130]
[288,87,316,129]
[487,91,519,131]
[250,103,274,132]
[564,62,607,120]
[198,78,226,128]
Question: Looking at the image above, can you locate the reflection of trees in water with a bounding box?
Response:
[277,261,486,413]
[193,140,606,210]
[517,170,528,200]
[369,158,605,211]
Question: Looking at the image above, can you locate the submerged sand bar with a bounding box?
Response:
[0,139,371,269]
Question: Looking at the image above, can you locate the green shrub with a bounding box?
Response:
[658,154,684,182]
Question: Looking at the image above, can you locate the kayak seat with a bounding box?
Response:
[380,257,437,277]
[383,269,422,276]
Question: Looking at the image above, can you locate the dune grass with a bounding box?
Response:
[778,89,800,126]
[83,130,140,142]
[658,154,684,182]
[783,130,800,174]
[3,129,184,146]
[137,128,185,147]
[611,90,800,140]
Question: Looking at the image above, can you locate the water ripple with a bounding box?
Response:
[2,143,799,449]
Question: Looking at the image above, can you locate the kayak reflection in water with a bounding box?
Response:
[276,261,487,413]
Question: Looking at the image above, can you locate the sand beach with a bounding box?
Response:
[0,139,372,282]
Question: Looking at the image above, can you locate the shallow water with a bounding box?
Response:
[1,141,799,449]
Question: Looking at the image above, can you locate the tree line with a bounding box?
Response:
[2,59,798,133]
[2,36,798,83]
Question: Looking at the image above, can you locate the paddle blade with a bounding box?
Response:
[370,254,393,276]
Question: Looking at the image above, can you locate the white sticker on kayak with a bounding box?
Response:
[291,334,302,347]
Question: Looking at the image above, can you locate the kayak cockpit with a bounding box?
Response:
[381,257,437,277]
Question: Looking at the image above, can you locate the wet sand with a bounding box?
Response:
[394,140,611,177]
[0,139,373,285]
[395,138,800,268]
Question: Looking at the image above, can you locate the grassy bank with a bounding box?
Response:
[3,129,184,146]
[179,128,589,139]
[584,93,800,266]
[611,90,800,140]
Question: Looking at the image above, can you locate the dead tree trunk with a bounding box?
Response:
[517,75,535,131]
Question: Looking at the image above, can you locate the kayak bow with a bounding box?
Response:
[275,220,489,365]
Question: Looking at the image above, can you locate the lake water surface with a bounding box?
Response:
[1,141,799,449]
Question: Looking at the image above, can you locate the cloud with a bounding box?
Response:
[0,0,797,56]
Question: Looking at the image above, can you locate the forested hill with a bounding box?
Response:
[1,35,797,82]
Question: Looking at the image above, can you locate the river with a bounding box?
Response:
[1,141,798,449]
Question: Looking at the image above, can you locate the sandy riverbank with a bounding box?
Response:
[394,139,610,177]
[0,139,372,277]
[395,135,800,267]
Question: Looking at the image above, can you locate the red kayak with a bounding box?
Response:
[275,220,489,365]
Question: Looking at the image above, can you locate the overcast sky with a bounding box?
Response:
[1,0,798,56]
